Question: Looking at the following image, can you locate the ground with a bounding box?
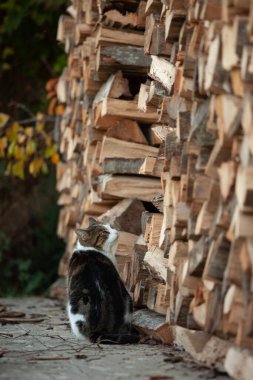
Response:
[0,298,230,380]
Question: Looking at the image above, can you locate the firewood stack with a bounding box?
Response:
[55,0,253,351]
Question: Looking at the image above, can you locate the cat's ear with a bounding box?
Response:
[88,217,97,226]
[75,228,89,240]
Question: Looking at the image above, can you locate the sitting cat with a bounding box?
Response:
[67,217,140,344]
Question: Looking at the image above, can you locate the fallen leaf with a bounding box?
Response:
[75,354,88,359]
[164,356,183,363]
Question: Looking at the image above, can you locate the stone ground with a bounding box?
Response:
[0,298,231,380]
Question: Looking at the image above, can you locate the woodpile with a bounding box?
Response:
[55,0,253,359]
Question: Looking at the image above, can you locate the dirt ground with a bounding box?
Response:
[0,298,230,380]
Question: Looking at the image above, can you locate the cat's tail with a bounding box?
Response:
[90,332,140,344]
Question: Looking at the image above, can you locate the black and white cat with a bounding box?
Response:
[67,217,140,344]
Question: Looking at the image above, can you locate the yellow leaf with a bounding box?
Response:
[56,105,65,115]
[45,144,57,158]
[6,122,20,142]
[7,141,16,157]
[29,160,35,176]
[17,133,26,144]
[0,113,9,128]
[35,112,45,132]
[13,145,26,160]
[2,63,12,71]
[11,122,20,132]
[29,158,43,176]
[42,162,49,174]
[51,153,60,165]
[12,160,25,180]
[24,127,34,137]
[2,47,14,58]
[45,135,52,147]
[26,140,37,155]
[5,162,12,176]
[34,158,43,171]
[36,112,44,120]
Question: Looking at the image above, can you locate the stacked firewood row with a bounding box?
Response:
[55,0,253,350]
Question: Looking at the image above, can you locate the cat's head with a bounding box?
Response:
[75,217,118,252]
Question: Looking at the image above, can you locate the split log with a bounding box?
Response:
[97,175,163,202]
[99,137,159,163]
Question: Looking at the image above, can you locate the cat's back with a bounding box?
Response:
[68,249,130,334]
[68,248,120,284]
[69,249,128,304]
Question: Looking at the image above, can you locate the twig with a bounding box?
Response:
[13,332,30,339]
[8,102,35,118]
[28,356,70,361]
[75,342,104,352]
[16,116,56,125]
[86,357,101,362]
[0,316,45,324]
[0,311,26,318]
[8,340,92,355]
[0,333,13,337]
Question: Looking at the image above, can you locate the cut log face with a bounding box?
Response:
[101,98,161,123]
[102,158,145,175]
[149,56,176,93]
[97,175,163,202]
[99,136,159,163]
[105,119,148,145]
[96,26,145,47]
[203,234,231,283]
[236,166,253,212]
[98,198,145,235]
[93,71,132,107]
[144,247,168,283]
[55,0,253,357]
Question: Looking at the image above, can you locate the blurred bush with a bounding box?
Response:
[0,0,66,114]
[0,171,65,296]
[0,0,67,296]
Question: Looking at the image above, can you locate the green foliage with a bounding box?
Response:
[0,230,11,261]
[0,0,66,114]
[0,171,65,296]
[0,114,64,295]
[0,0,66,295]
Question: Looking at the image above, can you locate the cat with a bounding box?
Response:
[67,217,140,344]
